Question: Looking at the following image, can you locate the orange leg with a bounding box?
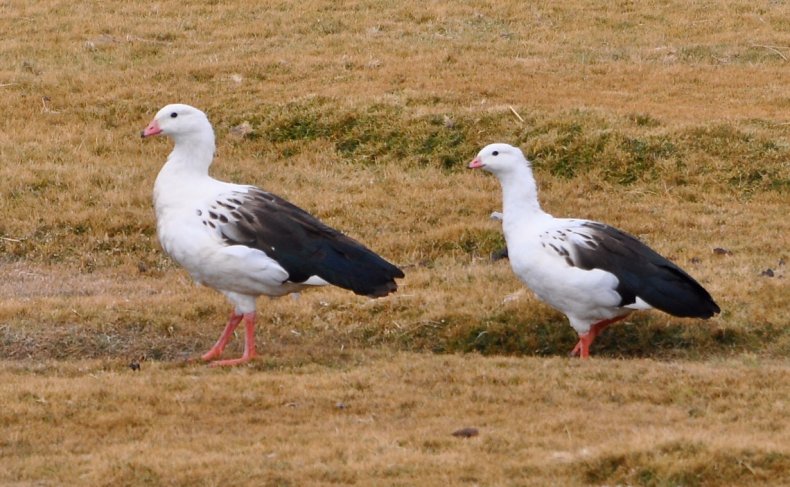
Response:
[209,312,258,367]
[569,315,628,359]
[201,311,244,362]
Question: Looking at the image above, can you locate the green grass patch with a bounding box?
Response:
[231,101,788,191]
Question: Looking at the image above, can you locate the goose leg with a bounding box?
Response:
[201,311,244,361]
[576,332,596,359]
[569,316,628,358]
[209,312,258,367]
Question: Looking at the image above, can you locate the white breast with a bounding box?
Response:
[153,173,297,297]
[504,218,625,334]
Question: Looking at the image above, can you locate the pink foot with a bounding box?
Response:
[208,351,258,367]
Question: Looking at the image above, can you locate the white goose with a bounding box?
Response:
[469,143,720,358]
[141,104,404,366]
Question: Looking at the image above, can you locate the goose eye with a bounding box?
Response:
[170,112,178,118]
[492,150,499,156]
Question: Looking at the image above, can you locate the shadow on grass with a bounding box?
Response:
[393,310,788,360]
[1,311,787,362]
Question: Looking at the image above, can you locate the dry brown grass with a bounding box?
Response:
[2,355,789,486]
[1,0,789,484]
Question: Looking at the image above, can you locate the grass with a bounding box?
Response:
[1,355,788,486]
[0,0,788,484]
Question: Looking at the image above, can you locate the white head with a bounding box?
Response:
[468,143,530,175]
[141,103,213,143]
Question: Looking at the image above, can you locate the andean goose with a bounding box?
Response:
[469,143,720,358]
[141,104,404,366]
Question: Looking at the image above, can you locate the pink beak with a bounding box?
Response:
[141,119,162,138]
[468,157,484,169]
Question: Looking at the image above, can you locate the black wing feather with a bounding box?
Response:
[218,188,403,297]
[572,222,720,318]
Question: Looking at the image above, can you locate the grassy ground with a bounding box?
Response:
[2,355,789,486]
[1,0,788,485]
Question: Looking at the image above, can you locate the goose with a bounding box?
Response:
[469,143,719,358]
[141,104,404,366]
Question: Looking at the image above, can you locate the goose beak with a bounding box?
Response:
[468,157,484,169]
[141,119,162,138]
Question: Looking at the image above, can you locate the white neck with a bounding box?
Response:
[496,162,547,219]
[158,129,216,180]
[153,128,218,217]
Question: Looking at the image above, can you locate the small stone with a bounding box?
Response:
[760,268,775,277]
[713,247,732,256]
[452,427,479,438]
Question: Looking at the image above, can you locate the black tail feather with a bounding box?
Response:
[313,238,404,297]
[634,263,720,318]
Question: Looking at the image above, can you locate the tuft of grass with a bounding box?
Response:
[239,99,481,168]
[583,440,790,486]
